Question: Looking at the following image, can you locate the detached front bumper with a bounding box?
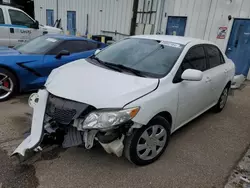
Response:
[12,89,142,159]
[12,89,49,156]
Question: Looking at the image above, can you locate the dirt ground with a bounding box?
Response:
[0,82,250,188]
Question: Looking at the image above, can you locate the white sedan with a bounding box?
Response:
[13,35,235,166]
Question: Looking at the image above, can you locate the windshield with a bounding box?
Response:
[94,38,184,78]
[14,35,61,54]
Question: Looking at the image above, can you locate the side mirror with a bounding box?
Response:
[94,49,102,55]
[55,50,70,59]
[32,20,39,29]
[181,69,203,81]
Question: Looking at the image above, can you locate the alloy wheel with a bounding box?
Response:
[136,124,167,160]
[0,73,14,100]
[220,88,228,109]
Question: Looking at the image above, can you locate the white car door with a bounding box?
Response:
[7,8,42,47]
[204,45,229,103]
[173,45,214,127]
[0,7,10,47]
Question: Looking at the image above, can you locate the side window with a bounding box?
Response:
[48,40,91,55]
[8,9,35,28]
[205,45,224,68]
[182,46,207,71]
[173,46,207,83]
[0,8,4,24]
[87,41,98,50]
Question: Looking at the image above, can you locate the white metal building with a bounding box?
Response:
[33,0,250,48]
[34,0,250,76]
[34,0,135,41]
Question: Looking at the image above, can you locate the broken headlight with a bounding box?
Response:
[82,107,140,130]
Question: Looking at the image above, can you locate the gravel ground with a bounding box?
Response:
[0,82,250,188]
[225,145,250,188]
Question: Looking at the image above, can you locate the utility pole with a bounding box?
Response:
[130,0,139,36]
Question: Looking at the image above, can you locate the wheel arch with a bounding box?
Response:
[226,81,231,88]
[0,65,20,92]
[150,111,172,129]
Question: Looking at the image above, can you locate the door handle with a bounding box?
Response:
[206,77,211,83]
[10,28,14,33]
[224,69,228,73]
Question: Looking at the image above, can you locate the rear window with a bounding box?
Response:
[0,8,4,24]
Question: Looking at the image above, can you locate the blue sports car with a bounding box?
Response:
[0,34,107,101]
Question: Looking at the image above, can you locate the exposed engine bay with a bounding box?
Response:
[13,89,141,159]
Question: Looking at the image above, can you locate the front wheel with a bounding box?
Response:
[0,68,17,102]
[124,116,170,166]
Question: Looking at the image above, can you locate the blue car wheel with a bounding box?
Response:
[0,68,17,101]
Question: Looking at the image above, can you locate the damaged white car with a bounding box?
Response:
[13,35,235,166]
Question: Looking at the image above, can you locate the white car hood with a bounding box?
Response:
[40,25,62,34]
[45,59,158,108]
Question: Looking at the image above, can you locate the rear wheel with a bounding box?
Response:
[0,68,17,101]
[213,86,229,113]
[124,116,170,166]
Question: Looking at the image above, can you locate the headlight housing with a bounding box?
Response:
[82,107,140,130]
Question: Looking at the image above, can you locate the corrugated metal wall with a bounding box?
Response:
[34,0,133,41]
[34,0,250,49]
[159,0,250,50]
[34,0,57,25]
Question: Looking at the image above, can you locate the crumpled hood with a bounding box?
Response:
[0,47,20,56]
[45,59,158,108]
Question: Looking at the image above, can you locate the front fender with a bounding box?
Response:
[124,84,178,133]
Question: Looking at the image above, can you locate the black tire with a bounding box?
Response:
[212,85,229,113]
[0,67,17,102]
[124,116,170,166]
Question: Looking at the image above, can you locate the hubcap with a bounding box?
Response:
[0,73,13,100]
[136,125,167,160]
[220,88,228,109]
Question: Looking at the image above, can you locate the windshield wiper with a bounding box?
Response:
[90,56,146,77]
[90,56,122,72]
[90,56,103,64]
[104,63,146,77]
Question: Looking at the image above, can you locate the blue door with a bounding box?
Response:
[46,9,54,26]
[67,11,76,35]
[166,17,187,36]
[226,19,250,76]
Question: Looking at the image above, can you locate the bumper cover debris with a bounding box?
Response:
[12,89,48,156]
[12,89,139,159]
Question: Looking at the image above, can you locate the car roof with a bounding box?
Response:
[0,4,21,10]
[45,34,101,43]
[131,35,213,45]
